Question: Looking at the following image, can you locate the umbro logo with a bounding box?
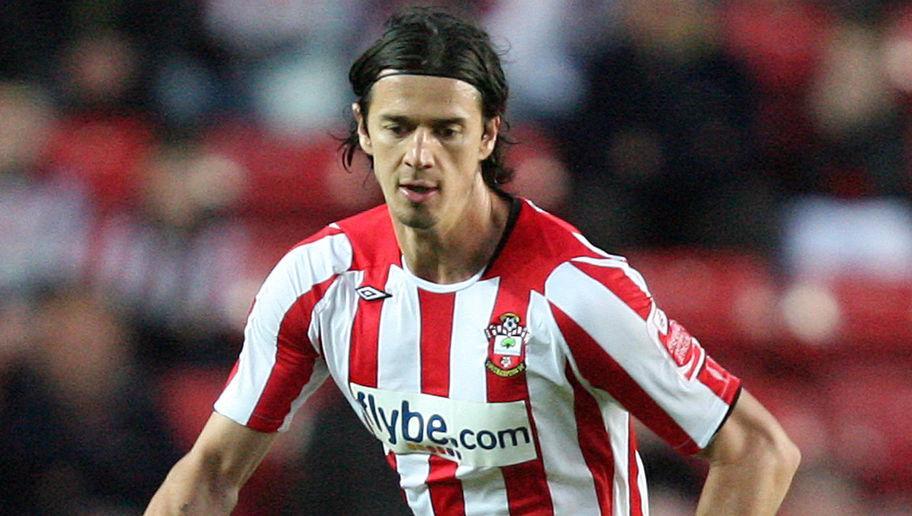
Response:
[356,286,391,301]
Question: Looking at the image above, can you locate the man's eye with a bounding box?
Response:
[385,125,408,136]
[437,127,459,139]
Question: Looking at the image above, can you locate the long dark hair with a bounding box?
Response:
[340,7,513,188]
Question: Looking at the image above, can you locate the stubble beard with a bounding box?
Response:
[392,201,438,231]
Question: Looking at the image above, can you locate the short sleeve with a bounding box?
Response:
[545,256,742,454]
[214,229,349,432]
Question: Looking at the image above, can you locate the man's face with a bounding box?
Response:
[355,74,498,230]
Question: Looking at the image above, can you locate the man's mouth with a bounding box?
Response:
[399,182,439,203]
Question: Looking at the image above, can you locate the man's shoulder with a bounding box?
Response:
[274,205,391,274]
[488,199,623,289]
[512,199,615,264]
[290,204,398,271]
[335,204,393,233]
[516,203,644,304]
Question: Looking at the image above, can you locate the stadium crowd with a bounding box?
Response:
[1,0,911,514]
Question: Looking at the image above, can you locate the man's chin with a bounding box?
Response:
[390,204,437,230]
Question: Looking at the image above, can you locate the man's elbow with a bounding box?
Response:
[770,432,801,477]
[703,389,801,477]
[736,421,801,482]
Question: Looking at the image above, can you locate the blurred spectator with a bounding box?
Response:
[43,26,161,215]
[781,17,912,281]
[202,0,361,135]
[86,138,252,365]
[806,19,906,198]
[0,81,91,297]
[720,0,831,194]
[564,0,774,250]
[882,4,912,102]
[57,30,145,114]
[0,289,180,513]
[482,0,588,120]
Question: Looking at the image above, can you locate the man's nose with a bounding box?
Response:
[404,129,434,170]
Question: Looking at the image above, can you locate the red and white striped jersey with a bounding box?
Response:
[215,198,742,516]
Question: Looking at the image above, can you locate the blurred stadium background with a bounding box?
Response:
[2,0,912,514]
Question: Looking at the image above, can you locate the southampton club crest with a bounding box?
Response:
[484,312,530,377]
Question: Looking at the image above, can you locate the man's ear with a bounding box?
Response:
[480,116,500,160]
[353,102,372,155]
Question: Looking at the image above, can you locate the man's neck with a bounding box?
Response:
[394,190,511,285]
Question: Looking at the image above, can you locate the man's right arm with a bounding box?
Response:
[145,412,277,515]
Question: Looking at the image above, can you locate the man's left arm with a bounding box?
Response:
[696,388,801,515]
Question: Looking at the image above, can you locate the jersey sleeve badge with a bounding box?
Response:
[656,311,705,381]
[485,312,530,377]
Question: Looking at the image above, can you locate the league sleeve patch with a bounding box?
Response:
[659,319,705,381]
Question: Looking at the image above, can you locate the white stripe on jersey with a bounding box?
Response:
[215,233,349,429]
[451,278,510,515]
[457,464,509,516]
[449,278,500,402]
[378,265,421,391]
[398,453,434,515]
[527,291,603,515]
[635,450,649,516]
[545,260,729,449]
[319,269,362,398]
[376,266,434,511]
[605,408,633,515]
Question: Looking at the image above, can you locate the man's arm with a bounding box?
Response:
[696,389,801,515]
[145,412,278,515]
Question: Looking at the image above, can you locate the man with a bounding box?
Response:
[147,7,799,515]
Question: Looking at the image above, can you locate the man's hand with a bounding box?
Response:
[695,389,801,515]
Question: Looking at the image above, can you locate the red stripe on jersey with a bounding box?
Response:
[224,360,240,388]
[418,290,465,515]
[386,450,398,470]
[248,275,336,431]
[566,364,613,515]
[486,286,554,516]
[348,265,393,388]
[628,418,642,516]
[427,455,466,516]
[697,356,741,405]
[571,262,651,320]
[418,290,455,397]
[549,301,700,455]
[386,452,410,505]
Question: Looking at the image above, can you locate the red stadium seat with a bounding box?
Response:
[828,277,912,354]
[203,121,381,219]
[244,217,329,276]
[42,114,154,212]
[719,0,831,92]
[819,361,912,493]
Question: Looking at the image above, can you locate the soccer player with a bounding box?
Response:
[146,7,799,515]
